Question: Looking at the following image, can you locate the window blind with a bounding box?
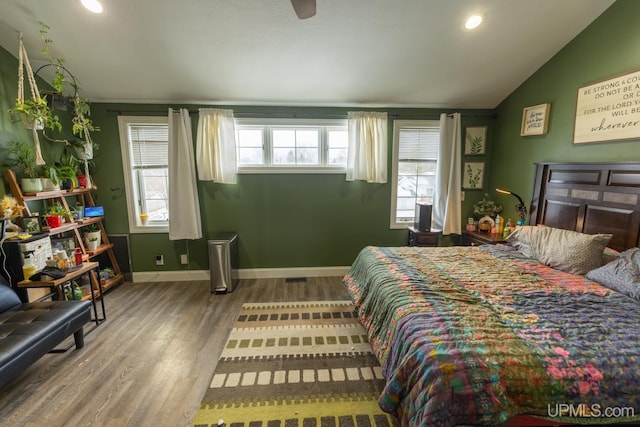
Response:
[129,124,168,168]
[398,127,439,161]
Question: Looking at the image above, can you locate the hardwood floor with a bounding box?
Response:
[0,277,350,427]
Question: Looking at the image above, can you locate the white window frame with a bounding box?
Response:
[117,115,170,234]
[235,118,348,174]
[390,119,440,229]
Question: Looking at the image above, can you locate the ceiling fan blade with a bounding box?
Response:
[291,0,316,19]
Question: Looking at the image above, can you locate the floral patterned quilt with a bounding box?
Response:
[343,245,640,426]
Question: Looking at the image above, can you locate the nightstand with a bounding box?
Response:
[408,227,439,247]
[462,230,505,246]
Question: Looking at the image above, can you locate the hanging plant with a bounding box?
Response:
[8,34,61,165]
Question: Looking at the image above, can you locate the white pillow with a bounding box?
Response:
[506,226,612,275]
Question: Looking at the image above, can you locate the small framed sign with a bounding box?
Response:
[521,103,551,136]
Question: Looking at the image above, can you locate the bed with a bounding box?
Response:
[343,162,640,426]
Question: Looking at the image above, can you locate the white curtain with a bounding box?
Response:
[432,112,462,235]
[196,109,237,184]
[346,111,388,183]
[168,108,202,240]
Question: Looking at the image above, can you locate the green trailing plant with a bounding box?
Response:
[72,95,99,144]
[39,22,66,94]
[37,22,100,148]
[3,140,39,178]
[8,96,62,132]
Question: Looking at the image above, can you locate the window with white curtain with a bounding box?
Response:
[390,120,440,228]
[235,118,348,173]
[117,116,170,233]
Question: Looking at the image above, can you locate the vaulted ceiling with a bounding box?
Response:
[0,0,615,108]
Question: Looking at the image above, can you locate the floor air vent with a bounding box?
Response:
[285,277,307,283]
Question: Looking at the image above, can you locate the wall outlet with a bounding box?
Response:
[180,254,188,264]
[155,254,164,266]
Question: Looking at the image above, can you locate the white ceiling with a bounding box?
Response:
[0,0,615,109]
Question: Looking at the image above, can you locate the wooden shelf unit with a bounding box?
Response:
[6,169,124,297]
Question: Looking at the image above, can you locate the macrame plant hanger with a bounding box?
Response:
[17,34,46,165]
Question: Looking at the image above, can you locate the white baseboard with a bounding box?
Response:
[131,266,350,283]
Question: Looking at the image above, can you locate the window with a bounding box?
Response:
[118,116,169,233]
[390,120,440,228]
[235,118,348,173]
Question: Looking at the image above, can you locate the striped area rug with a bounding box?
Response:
[193,301,399,427]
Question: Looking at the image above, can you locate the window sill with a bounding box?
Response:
[131,224,169,234]
[238,167,346,174]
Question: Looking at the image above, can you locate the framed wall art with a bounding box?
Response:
[521,103,551,136]
[574,69,640,144]
[464,126,487,155]
[463,161,485,190]
[20,215,41,234]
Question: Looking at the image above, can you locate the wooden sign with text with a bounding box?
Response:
[574,69,640,144]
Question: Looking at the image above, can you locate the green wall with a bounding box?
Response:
[89,104,494,271]
[491,0,640,220]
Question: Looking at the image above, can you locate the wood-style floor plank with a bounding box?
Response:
[0,277,349,427]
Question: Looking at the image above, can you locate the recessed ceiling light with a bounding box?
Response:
[81,0,104,14]
[464,14,484,30]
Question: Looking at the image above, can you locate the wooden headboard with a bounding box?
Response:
[529,162,640,251]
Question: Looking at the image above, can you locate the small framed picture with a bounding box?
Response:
[521,103,551,136]
[20,216,42,234]
[51,237,76,252]
[464,126,487,155]
[463,162,485,190]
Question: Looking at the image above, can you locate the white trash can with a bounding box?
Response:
[208,232,238,293]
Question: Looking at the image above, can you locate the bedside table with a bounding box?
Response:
[408,227,439,247]
[462,230,505,246]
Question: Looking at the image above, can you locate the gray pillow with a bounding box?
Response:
[587,248,640,300]
[506,225,612,275]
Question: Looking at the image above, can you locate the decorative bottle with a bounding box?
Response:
[495,215,503,235]
[503,219,512,239]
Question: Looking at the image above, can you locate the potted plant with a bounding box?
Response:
[2,141,43,193]
[472,194,503,232]
[40,164,61,191]
[45,202,70,228]
[10,30,62,167]
[83,223,101,247]
[56,145,81,189]
[86,236,99,251]
[9,97,61,132]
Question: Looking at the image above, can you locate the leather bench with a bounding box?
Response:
[0,279,92,388]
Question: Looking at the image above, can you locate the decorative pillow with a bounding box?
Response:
[506,225,612,275]
[587,248,640,300]
[602,246,621,264]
